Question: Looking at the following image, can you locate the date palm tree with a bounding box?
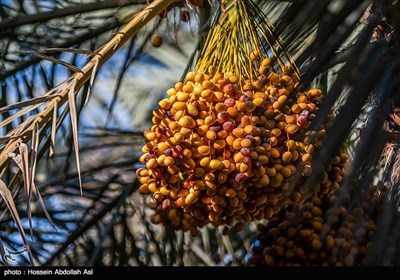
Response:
[0,0,399,266]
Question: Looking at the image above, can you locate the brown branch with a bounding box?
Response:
[0,0,147,32]
[0,0,175,174]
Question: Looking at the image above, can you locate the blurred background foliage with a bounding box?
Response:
[0,0,399,266]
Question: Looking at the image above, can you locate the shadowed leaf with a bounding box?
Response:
[0,179,34,264]
[67,82,83,196]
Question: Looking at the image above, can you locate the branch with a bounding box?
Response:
[0,0,175,176]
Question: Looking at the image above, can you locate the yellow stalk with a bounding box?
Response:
[195,0,298,81]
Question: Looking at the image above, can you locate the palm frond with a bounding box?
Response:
[1,0,400,267]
